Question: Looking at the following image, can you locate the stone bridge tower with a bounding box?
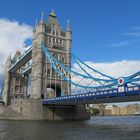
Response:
[1,10,89,120]
[2,55,11,105]
[31,10,72,99]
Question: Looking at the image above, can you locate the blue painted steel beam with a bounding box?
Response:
[41,43,115,82]
[127,71,140,80]
[42,86,140,105]
[41,43,118,89]
[72,52,116,80]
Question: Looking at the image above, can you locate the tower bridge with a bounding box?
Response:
[1,10,140,120]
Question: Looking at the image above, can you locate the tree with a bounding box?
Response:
[92,108,100,116]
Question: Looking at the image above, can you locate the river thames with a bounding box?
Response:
[0,116,140,140]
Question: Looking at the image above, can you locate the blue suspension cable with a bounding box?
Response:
[42,43,114,82]
[41,43,117,89]
[72,54,116,84]
[71,52,116,80]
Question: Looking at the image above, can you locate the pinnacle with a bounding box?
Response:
[66,19,71,31]
[50,9,56,17]
[40,11,45,24]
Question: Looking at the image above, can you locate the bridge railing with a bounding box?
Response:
[42,85,140,104]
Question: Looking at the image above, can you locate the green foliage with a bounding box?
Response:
[87,107,100,116]
[92,108,100,115]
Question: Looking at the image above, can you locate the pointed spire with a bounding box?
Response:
[50,9,56,17]
[66,19,71,31]
[6,53,11,63]
[34,19,38,31]
[35,19,38,27]
[40,11,45,24]
[9,53,11,60]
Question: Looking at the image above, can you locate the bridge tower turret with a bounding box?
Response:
[66,19,72,51]
[65,20,72,94]
[2,55,12,105]
[31,12,45,99]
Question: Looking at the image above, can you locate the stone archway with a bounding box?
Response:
[46,84,61,98]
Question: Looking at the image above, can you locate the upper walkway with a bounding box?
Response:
[9,47,32,73]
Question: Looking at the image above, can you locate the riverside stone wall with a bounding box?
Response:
[0,99,90,120]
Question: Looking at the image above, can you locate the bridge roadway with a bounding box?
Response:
[9,47,32,73]
[7,45,140,106]
[42,86,140,105]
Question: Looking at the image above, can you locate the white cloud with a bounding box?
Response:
[0,18,140,89]
[80,60,140,78]
[109,40,130,48]
[109,40,138,48]
[109,26,140,48]
[72,60,140,88]
[123,32,140,37]
[71,60,140,93]
[131,26,140,30]
[0,18,33,74]
[123,26,140,37]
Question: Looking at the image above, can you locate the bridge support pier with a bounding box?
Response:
[1,99,90,120]
[43,104,90,120]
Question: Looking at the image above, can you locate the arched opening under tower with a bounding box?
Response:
[46,84,61,98]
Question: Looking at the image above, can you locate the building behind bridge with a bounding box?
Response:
[90,103,140,116]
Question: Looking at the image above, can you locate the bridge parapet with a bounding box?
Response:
[42,86,140,105]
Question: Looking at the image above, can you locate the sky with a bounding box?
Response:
[0,0,140,105]
[0,0,140,62]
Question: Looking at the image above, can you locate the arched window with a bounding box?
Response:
[53,30,55,35]
[48,36,50,43]
[51,28,53,34]
[52,69,55,76]
[61,40,64,47]
[47,69,50,75]
[55,38,57,43]
[53,53,58,59]
[61,57,65,63]
[58,39,60,44]
[56,31,59,36]
[51,37,53,43]
[44,68,46,73]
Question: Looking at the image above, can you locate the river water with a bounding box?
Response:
[0,116,140,140]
